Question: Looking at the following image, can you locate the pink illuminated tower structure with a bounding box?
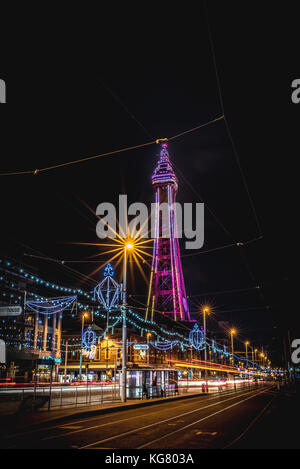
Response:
[146,143,191,322]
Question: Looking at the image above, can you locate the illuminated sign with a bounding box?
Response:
[0,340,5,364]
[0,306,22,316]
[133,344,149,351]
[40,356,62,365]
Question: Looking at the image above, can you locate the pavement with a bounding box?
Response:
[2,382,292,449]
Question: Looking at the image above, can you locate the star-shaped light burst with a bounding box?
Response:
[74,214,153,286]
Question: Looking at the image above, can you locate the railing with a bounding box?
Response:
[0,383,121,410]
[0,379,263,413]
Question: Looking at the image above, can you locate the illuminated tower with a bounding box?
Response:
[146,143,191,322]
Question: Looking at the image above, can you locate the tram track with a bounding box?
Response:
[77,385,273,449]
[1,384,257,442]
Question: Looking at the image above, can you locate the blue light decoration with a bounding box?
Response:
[93,263,121,310]
[82,325,97,349]
[104,263,114,277]
[26,296,77,315]
[189,323,205,350]
[150,340,180,351]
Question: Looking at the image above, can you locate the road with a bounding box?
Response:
[0,383,276,449]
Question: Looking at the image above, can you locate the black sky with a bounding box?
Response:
[0,2,298,364]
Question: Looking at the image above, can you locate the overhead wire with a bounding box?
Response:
[0,115,224,176]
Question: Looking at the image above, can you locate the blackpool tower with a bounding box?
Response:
[146,143,191,322]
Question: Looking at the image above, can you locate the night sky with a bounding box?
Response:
[0,2,298,365]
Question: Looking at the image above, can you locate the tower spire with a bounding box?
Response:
[146,144,190,322]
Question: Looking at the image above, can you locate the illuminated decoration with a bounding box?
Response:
[104,263,114,278]
[93,263,121,310]
[150,340,180,351]
[26,296,77,315]
[0,262,93,299]
[189,323,205,350]
[82,325,97,349]
[146,143,190,321]
[83,344,97,360]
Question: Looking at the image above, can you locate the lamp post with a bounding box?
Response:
[121,242,133,403]
[202,306,211,391]
[79,312,88,381]
[147,332,151,365]
[245,341,250,375]
[251,346,254,364]
[230,329,237,389]
[230,329,236,362]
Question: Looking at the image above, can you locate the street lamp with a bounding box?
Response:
[230,329,237,389]
[121,242,134,403]
[147,332,151,365]
[250,345,254,364]
[245,341,250,365]
[79,312,89,381]
[230,329,236,359]
[202,306,211,391]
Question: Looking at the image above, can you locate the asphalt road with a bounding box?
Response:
[0,383,277,449]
